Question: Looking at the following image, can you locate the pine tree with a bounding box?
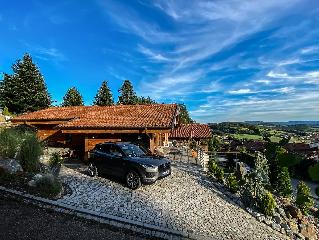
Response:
[276,167,292,197]
[137,96,157,105]
[0,53,51,113]
[178,103,193,124]
[62,87,84,107]
[118,80,138,105]
[93,81,114,106]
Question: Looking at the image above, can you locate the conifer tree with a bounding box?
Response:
[93,81,114,106]
[0,53,51,113]
[137,96,157,105]
[118,80,138,105]
[62,87,84,107]
[276,166,292,197]
[178,103,193,124]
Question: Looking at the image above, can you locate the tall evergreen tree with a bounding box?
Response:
[93,81,114,106]
[118,80,138,105]
[62,87,84,107]
[0,53,51,113]
[178,103,193,124]
[137,96,157,105]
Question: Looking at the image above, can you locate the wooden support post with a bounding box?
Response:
[84,135,89,161]
[149,134,155,153]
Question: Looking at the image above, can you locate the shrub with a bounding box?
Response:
[0,167,16,182]
[226,174,239,193]
[2,106,14,116]
[308,163,319,182]
[276,167,292,198]
[19,134,42,172]
[0,128,20,158]
[49,152,64,167]
[208,159,224,183]
[258,191,276,216]
[35,174,62,198]
[296,181,314,215]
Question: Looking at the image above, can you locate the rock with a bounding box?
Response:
[280,223,290,231]
[295,233,306,240]
[277,206,287,219]
[28,179,37,187]
[299,223,317,240]
[285,205,303,220]
[289,219,299,234]
[271,222,281,231]
[0,159,23,174]
[273,213,282,224]
[33,173,43,181]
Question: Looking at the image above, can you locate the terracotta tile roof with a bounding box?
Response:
[13,104,178,129]
[170,123,212,139]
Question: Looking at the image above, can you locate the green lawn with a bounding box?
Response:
[231,134,263,140]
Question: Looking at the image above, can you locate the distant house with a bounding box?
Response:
[285,143,319,155]
[169,123,212,148]
[12,104,179,160]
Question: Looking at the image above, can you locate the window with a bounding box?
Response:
[109,145,122,157]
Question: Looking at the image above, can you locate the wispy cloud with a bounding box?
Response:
[138,45,171,62]
[23,42,67,62]
[96,0,319,122]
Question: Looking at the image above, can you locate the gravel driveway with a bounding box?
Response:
[58,162,287,240]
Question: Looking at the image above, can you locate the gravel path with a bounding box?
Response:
[58,162,287,239]
[0,195,151,240]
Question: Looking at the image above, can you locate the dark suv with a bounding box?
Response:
[87,142,171,189]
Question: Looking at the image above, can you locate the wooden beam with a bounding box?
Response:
[61,129,171,134]
[13,121,66,125]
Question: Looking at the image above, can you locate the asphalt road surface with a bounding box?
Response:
[0,194,153,240]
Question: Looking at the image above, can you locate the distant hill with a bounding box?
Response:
[244,121,319,127]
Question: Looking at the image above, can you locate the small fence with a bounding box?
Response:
[161,146,211,171]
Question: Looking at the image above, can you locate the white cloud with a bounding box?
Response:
[301,45,319,54]
[229,89,252,94]
[256,79,271,84]
[138,45,171,62]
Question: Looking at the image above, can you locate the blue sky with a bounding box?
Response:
[1,0,319,122]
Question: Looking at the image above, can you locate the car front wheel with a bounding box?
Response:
[88,163,98,177]
[126,170,141,190]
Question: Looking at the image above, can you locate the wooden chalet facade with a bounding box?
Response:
[12,104,179,160]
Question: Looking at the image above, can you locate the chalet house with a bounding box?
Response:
[169,123,212,148]
[12,104,179,160]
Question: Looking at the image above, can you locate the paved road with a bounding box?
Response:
[59,162,287,240]
[0,195,151,240]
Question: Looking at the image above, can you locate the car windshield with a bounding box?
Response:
[120,144,146,157]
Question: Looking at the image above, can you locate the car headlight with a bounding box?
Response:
[141,164,158,171]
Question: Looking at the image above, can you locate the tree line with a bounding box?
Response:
[0,53,193,123]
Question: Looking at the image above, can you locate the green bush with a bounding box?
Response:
[296,181,314,215]
[0,167,17,182]
[308,163,319,182]
[258,191,276,216]
[19,134,42,172]
[0,128,20,158]
[315,186,319,198]
[35,174,62,198]
[49,152,64,167]
[208,159,224,183]
[276,167,292,198]
[2,106,14,117]
[226,174,239,193]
